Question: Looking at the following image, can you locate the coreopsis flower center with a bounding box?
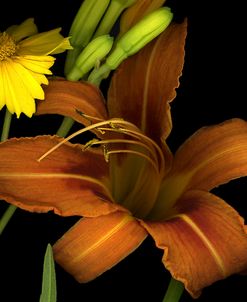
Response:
[0,32,18,61]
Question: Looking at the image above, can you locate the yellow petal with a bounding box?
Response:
[0,64,6,111]
[11,59,45,100]
[6,18,38,42]
[53,212,147,282]
[142,190,247,298]
[49,37,73,55]
[29,70,49,85]
[14,55,55,74]
[18,28,72,56]
[0,60,35,117]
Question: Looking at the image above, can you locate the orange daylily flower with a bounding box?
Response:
[0,20,247,299]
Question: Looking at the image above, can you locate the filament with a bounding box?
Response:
[37,118,165,177]
[106,150,159,174]
[86,138,157,163]
[98,126,165,174]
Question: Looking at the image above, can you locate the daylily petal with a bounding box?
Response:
[142,190,247,298]
[6,18,38,42]
[53,211,147,282]
[173,118,247,190]
[36,79,108,126]
[150,119,247,219]
[118,0,166,37]
[0,136,123,217]
[108,21,187,146]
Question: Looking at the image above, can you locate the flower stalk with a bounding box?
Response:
[1,108,12,142]
[0,204,17,235]
[0,109,17,235]
[162,277,184,302]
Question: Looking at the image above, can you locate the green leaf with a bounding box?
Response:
[39,243,57,302]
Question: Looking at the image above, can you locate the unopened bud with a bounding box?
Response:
[67,35,114,81]
[88,7,173,85]
[106,7,173,70]
[69,0,110,48]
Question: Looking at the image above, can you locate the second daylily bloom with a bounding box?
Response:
[0,19,246,299]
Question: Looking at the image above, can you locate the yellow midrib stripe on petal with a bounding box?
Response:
[141,33,163,132]
[176,213,226,277]
[72,215,133,264]
[0,172,113,201]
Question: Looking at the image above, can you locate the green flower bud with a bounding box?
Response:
[69,0,111,48]
[67,35,114,81]
[88,7,173,85]
[64,0,111,75]
[106,6,173,69]
[93,0,137,38]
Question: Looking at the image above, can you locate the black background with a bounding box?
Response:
[0,1,247,301]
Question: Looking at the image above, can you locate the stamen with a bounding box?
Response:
[119,127,165,174]
[98,125,165,174]
[87,138,158,167]
[37,119,124,161]
[37,118,165,176]
[103,144,109,162]
[84,138,100,150]
[75,110,105,123]
[106,150,159,174]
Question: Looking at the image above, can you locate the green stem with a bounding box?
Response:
[1,108,12,142]
[56,116,75,137]
[162,277,184,302]
[64,47,83,77]
[0,108,17,235]
[0,205,17,235]
[88,63,111,86]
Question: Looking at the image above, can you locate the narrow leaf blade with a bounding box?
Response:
[39,243,57,302]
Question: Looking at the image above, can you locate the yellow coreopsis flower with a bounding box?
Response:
[0,18,72,118]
